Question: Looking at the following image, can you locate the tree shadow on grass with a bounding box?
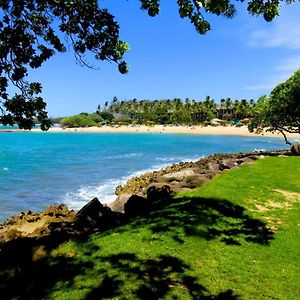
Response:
[83,196,272,299]
[0,238,239,300]
[132,196,274,246]
[85,252,239,300]
[0,195,273,299]
[0,232,95,300]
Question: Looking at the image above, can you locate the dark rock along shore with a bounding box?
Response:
[0,149,293,246]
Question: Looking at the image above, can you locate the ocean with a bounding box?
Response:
[0,131,292,223]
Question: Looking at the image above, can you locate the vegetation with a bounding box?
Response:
[60,96,256,127]
[249,69,300,144]
[1,156,299,299]
[0,1,297,130]
[48,116,64,125]
[60,113,103,128]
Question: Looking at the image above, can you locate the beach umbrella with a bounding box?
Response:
[210,118,222,126]
[211,118,222,122]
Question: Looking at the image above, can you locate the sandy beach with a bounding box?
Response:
[38,125,300,139]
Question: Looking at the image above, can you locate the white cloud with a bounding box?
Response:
[248,5,300,50]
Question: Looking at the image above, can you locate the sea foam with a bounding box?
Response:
[104,153,143,160]
[62,155,204,210]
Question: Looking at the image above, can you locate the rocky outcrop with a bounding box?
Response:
[0,199,128,245]
[0,204,76,244]
[291,142,300,155]
[114,150,291,198]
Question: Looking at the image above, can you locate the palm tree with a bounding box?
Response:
[225,97,233,118]
[219,98,226,119]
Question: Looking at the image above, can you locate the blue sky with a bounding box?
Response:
[29,1,300,117]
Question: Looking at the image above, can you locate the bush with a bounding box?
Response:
[60,114,98,127]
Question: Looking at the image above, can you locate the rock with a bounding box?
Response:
[291,142,300,155]
[147,185,172,203]
[1,228,23,243]
[108,194,132,213]
[207,162,221,172]
[219,158,238,171]
[237,156,256,165]
[75,198,128,231]
[96,211,128,231]
[42,204,74,219]
[75,198,111,229]
[0,203,77,244]
[145,182,170,190]
[124,195,150,218]
[162,169,196,181]
[247,155,259,160]
[115,185,123,195]
[180,174,210,189]
[172,187,192,194]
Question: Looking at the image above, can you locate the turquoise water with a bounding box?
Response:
[0,132,291,222]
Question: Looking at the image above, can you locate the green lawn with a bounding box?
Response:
[2,156,300,299]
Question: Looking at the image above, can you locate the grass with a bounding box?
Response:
[1,156,300,299]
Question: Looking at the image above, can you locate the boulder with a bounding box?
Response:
[147,185,172,203]
[96,211,128,231]
[75,198,128,231]
[108,194,132,213]
[172,187,192,194]
[75,198,111,229]
[247,155,259,160]
[207,162,221,172]
[237,156,257,165]
[291,142,300,155]
[124,195,150,218]
[162,169,196,181]
[219,158,238,171]
[179,174,210,189]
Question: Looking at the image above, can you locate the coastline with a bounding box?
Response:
[0,149,292,244]
[25,125,299,139]
[1,127,294,223]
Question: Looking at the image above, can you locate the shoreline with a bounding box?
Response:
[1,149,293,244]
[2,125,299,139]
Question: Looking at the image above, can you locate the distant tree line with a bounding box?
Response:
[59,96,256,127]
[57,69,300,146]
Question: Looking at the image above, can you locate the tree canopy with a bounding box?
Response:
[249,69,300,144]
[0,0,297,130]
